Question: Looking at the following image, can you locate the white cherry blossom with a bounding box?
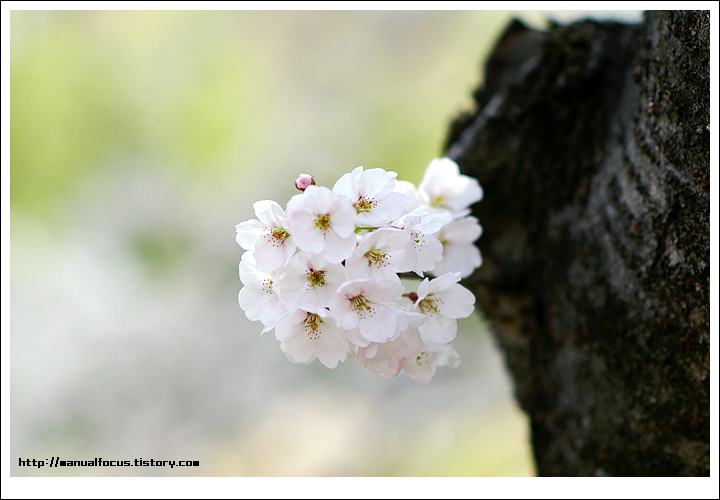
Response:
[418,157,483,216]
[238,252,287,334]
[395,208,451,276]
[344,227,415,283]
[333,166,408,226]
[275,305,348,369]
[275,252,347,309]
[235,200,296,273]
[285,185,357,263]
[409,272,475,344]
[433,216,483,279]
[330,279,404,346]
[402,343,461,384]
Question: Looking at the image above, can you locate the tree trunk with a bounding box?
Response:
[445,11,709,476]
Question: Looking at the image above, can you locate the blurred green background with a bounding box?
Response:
[9,9,641,477]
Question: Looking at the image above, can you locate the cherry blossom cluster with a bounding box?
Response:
[235,157,483,383]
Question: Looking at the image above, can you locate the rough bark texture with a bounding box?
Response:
[445,11,709,476]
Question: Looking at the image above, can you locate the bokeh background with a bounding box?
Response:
[9,9,641,477]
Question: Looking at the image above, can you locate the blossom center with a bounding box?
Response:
[416,351,429,365]
[411,229,429,250]
[304,313,323,340]
[271,227,290,245]
[364,247,388,267]
[306,269,326,288]
[354,196,376,213]
[418,296,440,315]
[350,295,372,312]
[314,214,332,233]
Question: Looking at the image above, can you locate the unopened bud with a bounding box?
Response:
[408,292,419,303]
[295,173,315,191]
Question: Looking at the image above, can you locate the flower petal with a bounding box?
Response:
[417,313,457,344]
[235,219,266,250]
[436,284,475,319]
[253,199,286,226]
[321,228,357,263]
[433,242,481,279]
[358,303,397,343]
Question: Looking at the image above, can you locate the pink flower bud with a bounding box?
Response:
[295,173,315,191]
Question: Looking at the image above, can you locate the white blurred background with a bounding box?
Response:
[9,9,642,477]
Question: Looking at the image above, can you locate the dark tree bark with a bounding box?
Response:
[445,11,709,476]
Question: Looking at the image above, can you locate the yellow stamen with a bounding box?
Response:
[307,270,325,288]
[350,295,372,311]
[314,214,331,232]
